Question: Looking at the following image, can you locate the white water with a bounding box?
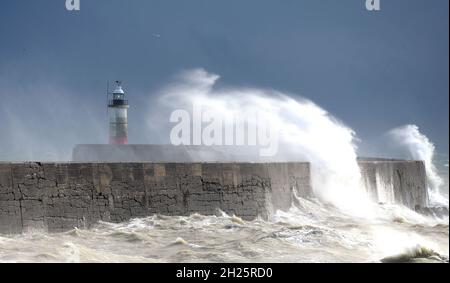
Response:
[152,69,373,216]
[0,198,447,263]
[375,171,396,204]
[389,125,448,207]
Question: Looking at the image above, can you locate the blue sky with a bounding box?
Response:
[0,0,448,160]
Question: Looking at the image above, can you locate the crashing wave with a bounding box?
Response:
[380,245,448,263]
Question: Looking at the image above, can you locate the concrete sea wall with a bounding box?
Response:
[359,160,428,209]
[71,145,431,211]
[0,162,311,234]
[0,160,430,234]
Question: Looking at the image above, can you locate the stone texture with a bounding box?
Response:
[0,162,310,233]
[0,160,430,234]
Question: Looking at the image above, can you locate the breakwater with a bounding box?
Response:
[0,162,311,233]
[0,160,429,234]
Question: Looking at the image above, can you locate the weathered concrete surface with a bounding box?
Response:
[359,160,428,209]
[71,145,430,211]
[0,160,431,234]
[0,162,311,234]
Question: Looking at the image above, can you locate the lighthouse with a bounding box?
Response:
[108,81,129,144]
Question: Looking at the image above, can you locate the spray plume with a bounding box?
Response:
[148,69,373,216]
[389,125,448,206]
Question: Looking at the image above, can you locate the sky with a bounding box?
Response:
[0,0,448,160]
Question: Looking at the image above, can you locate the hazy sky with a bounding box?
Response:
[0,0,448,160]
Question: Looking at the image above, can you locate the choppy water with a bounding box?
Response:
[0,197,447,263]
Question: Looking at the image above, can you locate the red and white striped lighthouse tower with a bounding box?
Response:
[108,81,129,144]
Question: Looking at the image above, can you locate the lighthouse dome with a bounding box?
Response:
[113,85,125,94]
